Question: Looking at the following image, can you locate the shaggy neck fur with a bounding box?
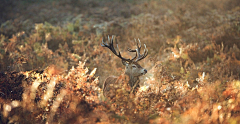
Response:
[127,74,140,88]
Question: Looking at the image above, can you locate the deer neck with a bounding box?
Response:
[127,74,139,87]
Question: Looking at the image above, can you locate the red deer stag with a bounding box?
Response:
[101,35,148,97]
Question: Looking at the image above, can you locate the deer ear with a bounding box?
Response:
[122,60,128,66]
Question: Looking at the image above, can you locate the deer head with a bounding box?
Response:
[101,35,148,88]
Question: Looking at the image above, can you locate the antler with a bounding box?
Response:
[127,38,148,62]
[101,35,132,62]
[101,35,148,63]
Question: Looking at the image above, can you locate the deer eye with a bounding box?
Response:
[132,65,137,68]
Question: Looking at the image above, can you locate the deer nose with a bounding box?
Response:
[144,69,147,73]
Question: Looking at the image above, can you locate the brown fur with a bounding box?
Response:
[102,76,118,98]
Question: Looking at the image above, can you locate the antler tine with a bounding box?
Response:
[109,35,114,46]
[101,35,131,62]
[136,38,142,59]
[137,38,141,49]
[101,36,108,47]
[127,38,138,61]
[135,44,148,62]
[127,48,137,61]
[127,38,148,62]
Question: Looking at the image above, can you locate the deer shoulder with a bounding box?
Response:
[101,35,148,97]
[102,76,117,97]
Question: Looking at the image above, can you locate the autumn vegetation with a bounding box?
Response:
[0,0,240,123]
